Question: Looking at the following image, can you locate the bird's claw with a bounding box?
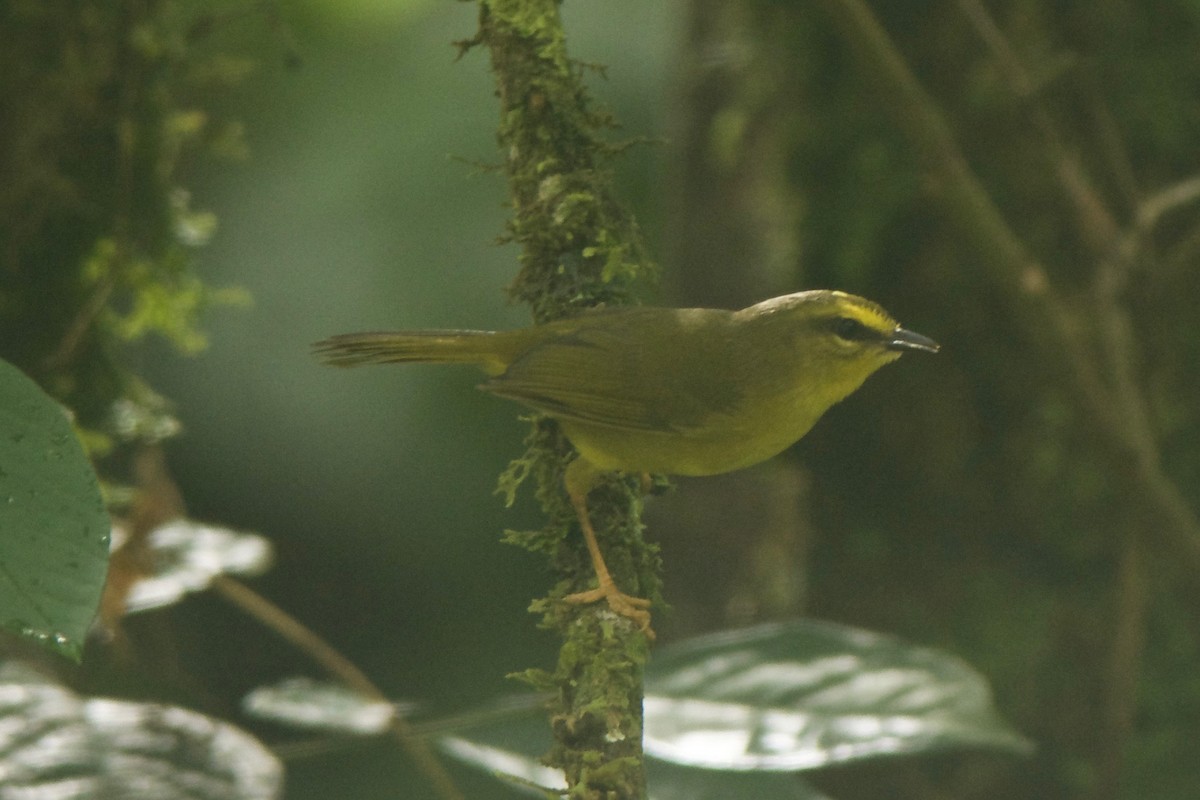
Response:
[564,584,655,639]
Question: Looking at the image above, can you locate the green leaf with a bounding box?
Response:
[643,619,1034,771]
[437,701,563,797]
[647,761,831,800]
[0,359,111,660]
[0,661,281,799]
[436,620,1031,794]
[437,696,831,799]
[242,677,398,735]
[123,519,272,614]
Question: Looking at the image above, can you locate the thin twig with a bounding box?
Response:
[1113,173,1200,277]
[1096,536,1148,798]
[1163,214,1200,273]
[1136,173,1200,232]
[957,0,1122,257]
[211,576,466,800]
[42,274,114,371]
[1083,76,1142,213]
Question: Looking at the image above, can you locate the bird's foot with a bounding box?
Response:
[564,582,655,639]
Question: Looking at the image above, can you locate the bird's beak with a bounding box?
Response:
[887,326,940,353]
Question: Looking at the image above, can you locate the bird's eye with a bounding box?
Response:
[832,316,869,341]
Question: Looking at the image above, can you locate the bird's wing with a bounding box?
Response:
[480,313,741,434]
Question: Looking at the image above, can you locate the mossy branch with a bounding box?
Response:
[468,1,658,797]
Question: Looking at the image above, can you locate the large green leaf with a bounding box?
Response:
[643,620,1033,771]
[0,359,110,659]
[437,696,831,799]
[0,661,281,799]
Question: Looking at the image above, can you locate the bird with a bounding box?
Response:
[315,290,939,637]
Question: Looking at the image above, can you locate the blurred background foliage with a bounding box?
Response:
[3,0,1199,798]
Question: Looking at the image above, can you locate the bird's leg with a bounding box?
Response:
[561,458,654,638]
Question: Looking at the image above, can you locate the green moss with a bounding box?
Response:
[472,0,658,795]
[0,0,255,455]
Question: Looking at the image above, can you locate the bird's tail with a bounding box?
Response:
[313,330,510,373]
